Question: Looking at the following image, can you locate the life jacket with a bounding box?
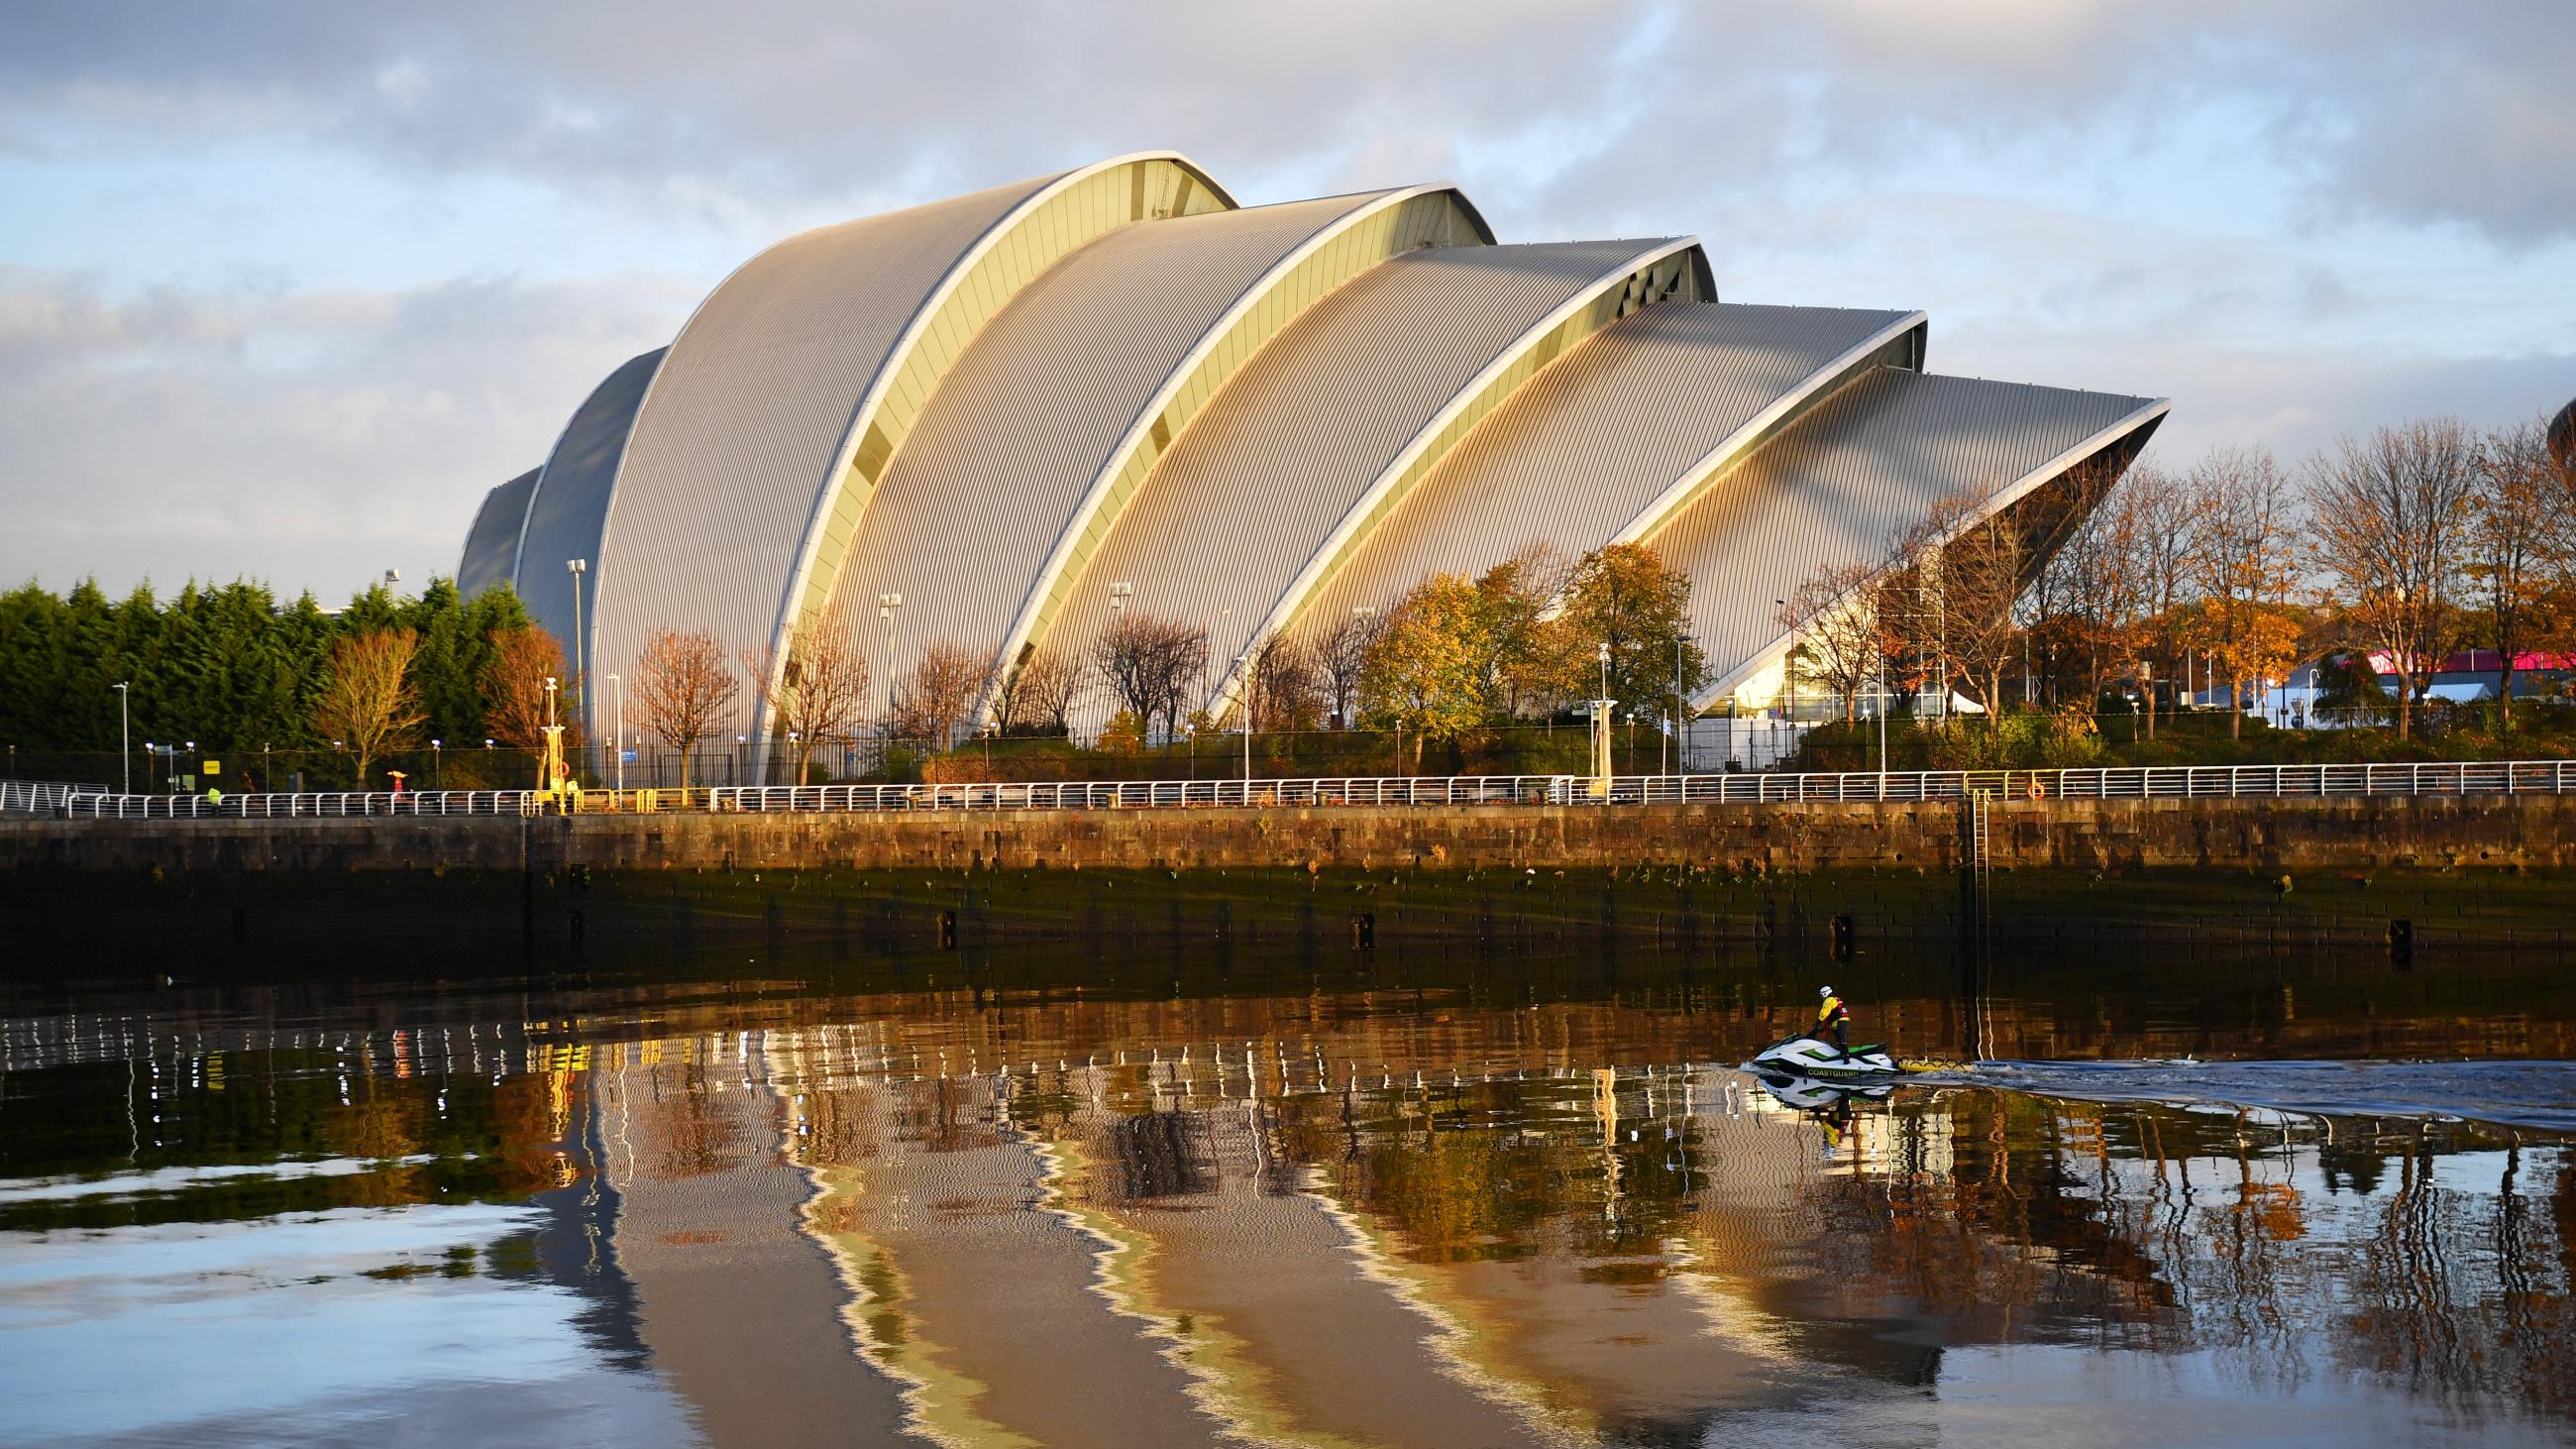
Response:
[1816,994,1848,1027]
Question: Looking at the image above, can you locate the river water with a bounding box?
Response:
[3,939,2573,1446]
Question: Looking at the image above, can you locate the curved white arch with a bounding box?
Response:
[769,153,1242,675]
[1207,237,1708,711]
[1610,311,1927,547]
[978,183,1497,712]
[1694,394,2171,712]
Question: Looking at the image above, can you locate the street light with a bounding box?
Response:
[565,558,590,774]
[878,593,903,767]
[112,682,130,793]
[1234,651,1252,790]
[431,738,442,790]
[604,672,624,791]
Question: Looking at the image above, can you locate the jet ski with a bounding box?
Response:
[1753,1072,1898,1112]
[1749,1034,1902,1078]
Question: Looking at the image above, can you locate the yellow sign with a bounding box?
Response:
[201,758,222,776]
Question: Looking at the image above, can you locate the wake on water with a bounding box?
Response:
[1913,1058,2576,1134]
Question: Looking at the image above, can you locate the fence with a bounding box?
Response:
[1,779,110,814]
[46,759,2576,820]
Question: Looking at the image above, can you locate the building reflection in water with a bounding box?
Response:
[3,970,2573,1445]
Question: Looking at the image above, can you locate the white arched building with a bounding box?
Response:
[458,152,2166,762]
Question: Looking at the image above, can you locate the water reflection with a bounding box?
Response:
[3,950,2573,1445]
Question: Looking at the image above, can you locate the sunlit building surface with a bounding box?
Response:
[455,151,2165,753]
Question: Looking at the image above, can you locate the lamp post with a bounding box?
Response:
[1668,630,1692,777]
[431,738,442,790]
[1211,607,1231,718]
[1877,646,1889,787]
[1234,651,1252,791]
[878,593,903,768]
[565,558,589,769]
[1773,598,1794,729]
[1348,605,1375,732]
[113,682,130,793]
[605,672,624,791]
[542,675,560,794]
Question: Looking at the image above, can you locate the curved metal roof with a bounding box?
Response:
[513,346,663,682]
[823,188,1485,697]
[456,468,538,600]
[1049,239,1706,707]
[1646,368,2168,707]
[1295,301,1923,633]
[588,153,1234,737]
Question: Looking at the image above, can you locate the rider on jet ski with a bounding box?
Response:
[1816,986,1851,1052]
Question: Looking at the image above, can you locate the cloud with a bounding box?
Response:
[0,265,690,599]
[3,3,2569,244]
[0,2,2569,601]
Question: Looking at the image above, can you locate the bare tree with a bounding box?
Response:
[1900,488,2030,728]
[2023,497,2127,707]
[2120,462,2207,737]
[2468,420,2570,724]
[1090,612,1207,744]
[1313,609,1380,728]
[480,625,576,748]
[2024,460,2148,706]
[897,639,989,751]
[992,643,1085,736]
[634,628,739,787]
[314,627,425,787]
[1241,630,1326,731]
[744,621,871,782]
[2307,418,2479,739]
[2189,446,2300,737]
[1946,503,2033,727]
[1777,559,1887,724]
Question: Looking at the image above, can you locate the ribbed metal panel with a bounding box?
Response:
[514,347,664,688]
[1300,302,1920,628]
[822,191,1413,692]
[1648,368,2164,704]
[1049,241,1695,699]
[593,170,1065,705]
[456,468,538,600]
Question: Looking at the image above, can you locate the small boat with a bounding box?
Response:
[1749,1034,1901,1078]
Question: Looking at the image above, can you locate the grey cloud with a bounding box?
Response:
[4,2,2568,243]
[0,266,691,599]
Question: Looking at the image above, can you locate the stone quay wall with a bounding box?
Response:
[5,794,2571,877]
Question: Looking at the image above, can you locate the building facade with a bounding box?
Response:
[458,152,2166,764]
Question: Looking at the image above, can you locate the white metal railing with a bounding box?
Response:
[1,779,111,814]
[47,760,2576,820]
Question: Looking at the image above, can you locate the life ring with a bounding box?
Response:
[2026,778,2047,801]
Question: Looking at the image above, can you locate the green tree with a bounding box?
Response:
[1556,543,1705,724]
[1360,573,1488,767]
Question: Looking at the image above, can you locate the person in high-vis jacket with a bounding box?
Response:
[1815,986,1851,1053]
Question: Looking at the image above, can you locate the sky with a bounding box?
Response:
[2,0,2571,604]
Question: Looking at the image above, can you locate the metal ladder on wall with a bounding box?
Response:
[1971,790,1992,890]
